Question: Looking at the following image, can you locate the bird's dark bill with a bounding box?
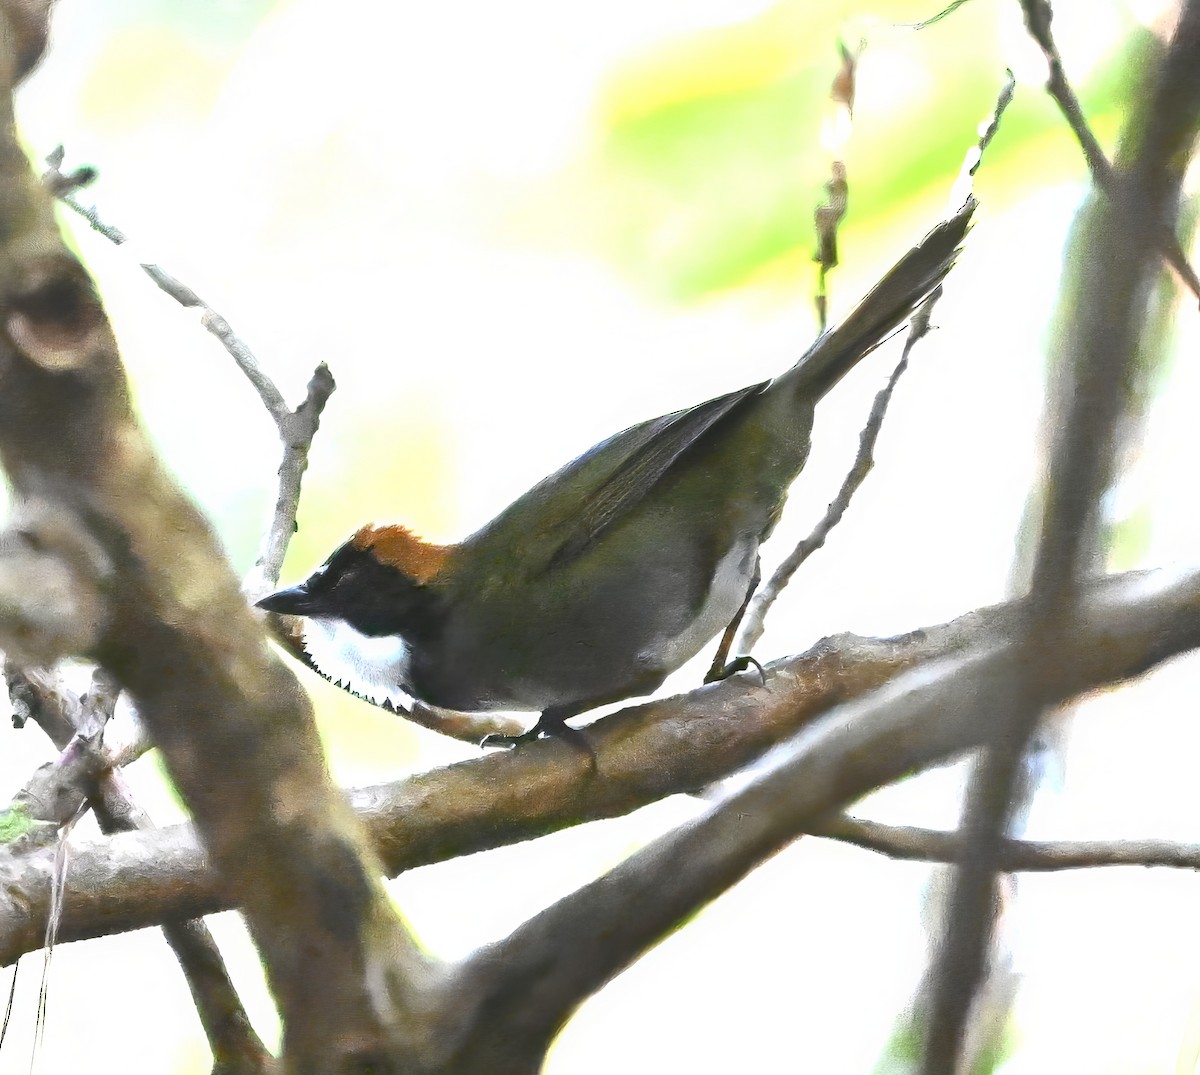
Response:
[256,583,317,616]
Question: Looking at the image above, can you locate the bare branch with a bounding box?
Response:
[0,566,1188,968]
[0,9,434,1068]
[164,919,277,1075]
[4,732,99,834]
[1017,0,1200,303]
[741,75,1012,654]
[811,814,1200,872]
[738,302,932,653]
[6,664,76,744]
[42,159,290,420]
[442,564,1200,1070]
[923,7,1200,1069]
[243,360,335,600]
[41,151,333,598]
[10,666,275,1074]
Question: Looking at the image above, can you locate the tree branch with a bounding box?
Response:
[923,6,1200,1068]
[739,72,1012,655]
[42,151,335,607]
[810,814,1200,872]
[8,664,274,1074]
[1017,0,1200,303]
[440,563,1200,1070]
[0,566,1192,965]
[0,5,435,1069]
[0,564,1193,1070]
[738,300,932,653]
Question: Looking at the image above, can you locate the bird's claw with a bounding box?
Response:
[704,654,767,686]
[480,729,540,750]
[480,717,597,772]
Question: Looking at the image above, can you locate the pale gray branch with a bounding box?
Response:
[0,566,1194,973]
[739,74,1013,656]
[11,666,274,1075]
[40,151,334,602]
[0,12,433,1068]
[738,303,931,654]
[1017,0,1200,302]
[924,6,1200,1068]
[811,814,1200,872]
[440,564,1200,1070]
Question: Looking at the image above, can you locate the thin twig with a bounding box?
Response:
[43,153,287,419]
[1018,0,1200,304]
[741,75,1012,654]
[922,7,1200,1070]
[41,151,518,747]
[738,303,932,654]
[443,562,1200,1071]
[949,68,1016,208]
[811,814,1200,872]
[8,665,276,1074]
[243,361,335,600]
[891,0,976,31]
[41,149,327,591]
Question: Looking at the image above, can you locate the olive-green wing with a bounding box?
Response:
[464,382,765,576]
[546,382,764,566]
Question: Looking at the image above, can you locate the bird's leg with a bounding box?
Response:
[481,705,597,768]
[704,556,766,685]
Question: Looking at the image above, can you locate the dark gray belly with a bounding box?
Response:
[413,538,756,714]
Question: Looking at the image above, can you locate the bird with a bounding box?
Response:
[257,198,974,749]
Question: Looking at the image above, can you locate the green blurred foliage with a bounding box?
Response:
[581,1,1150,300]
[0,802,37,844]
[872,1011,1016,1074]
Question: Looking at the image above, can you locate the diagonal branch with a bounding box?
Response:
[441,563,1200,1071]
[923,6,1200,1070]
[0,566,1193,967]
[7,663,275,1074]
[244,361,334,601]
[739,74,1012,654]
[1017,0,1200,303]
[738,298,934,653]
[0,6,435,1069]
[41,151,332,602]
[810,814,1200,872]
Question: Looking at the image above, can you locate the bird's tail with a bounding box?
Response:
[775,196,975,400]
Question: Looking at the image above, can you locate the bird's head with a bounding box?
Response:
[256,523,449,638]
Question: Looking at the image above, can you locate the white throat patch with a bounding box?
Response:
[301,617,413,708]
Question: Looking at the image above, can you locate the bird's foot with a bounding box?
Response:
[704,654,766,686]
[480,726,542,749]
[481,711,597,771]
